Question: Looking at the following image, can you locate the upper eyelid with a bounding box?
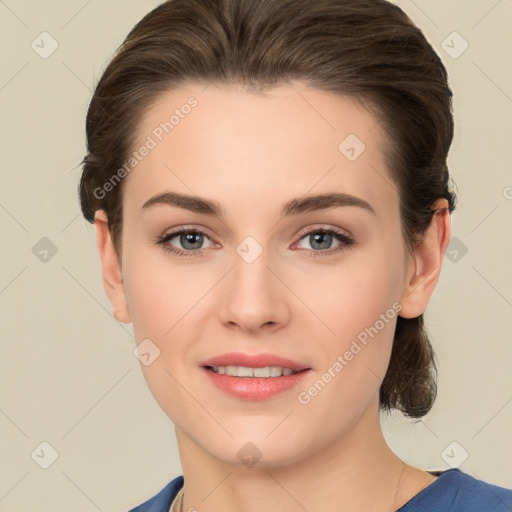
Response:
[295,224,351,238]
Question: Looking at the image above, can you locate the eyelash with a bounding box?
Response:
[154,226,356,259]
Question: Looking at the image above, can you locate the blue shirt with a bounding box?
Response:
[127,468,512,511]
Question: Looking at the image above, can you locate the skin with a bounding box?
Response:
[95,81,451,512]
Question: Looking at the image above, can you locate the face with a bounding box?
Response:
[106,82,417,467]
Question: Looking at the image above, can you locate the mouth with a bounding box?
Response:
[199,352,312,400]
[201,364,313,401]
[199,352,311,373]
[203,365,308,378]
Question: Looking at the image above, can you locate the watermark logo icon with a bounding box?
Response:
[441,441,469,468]
[338,134,366,162]
[31,441,59,469]
[441,31,469,59]
[237,442,262,467]
[32,237,58,263]
[31,32,59,59]
[445,236,468,263]
[236,236,263,264]
[133,338,161,366]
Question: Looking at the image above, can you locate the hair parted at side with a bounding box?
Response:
[79,0,457,418]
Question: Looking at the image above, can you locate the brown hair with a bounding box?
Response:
[79,0,457,418]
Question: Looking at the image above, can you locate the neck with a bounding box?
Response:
[175,398,434,512]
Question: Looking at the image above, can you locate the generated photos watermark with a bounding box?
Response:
[297,301,402,405]
[93,96,198,200]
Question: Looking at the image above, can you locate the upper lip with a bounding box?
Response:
[200,352,311,371]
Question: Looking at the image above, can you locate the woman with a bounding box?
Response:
[79,0,512,510]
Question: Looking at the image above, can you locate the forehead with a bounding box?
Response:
[124,81,398,219]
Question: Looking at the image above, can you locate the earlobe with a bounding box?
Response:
[399,199,451,319]
[94,210,132,324]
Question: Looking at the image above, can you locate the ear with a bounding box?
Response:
[94,210,131,324]
[399,198,451,319]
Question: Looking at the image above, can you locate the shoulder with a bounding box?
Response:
[127,475,184,512]
[399,468,512,511]
[451,469,512,510]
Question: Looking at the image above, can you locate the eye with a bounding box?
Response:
[293,226,355,257]
[154,225,356,258]
[155,228,215,257]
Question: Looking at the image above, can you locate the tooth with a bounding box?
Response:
[237,366,254,377]
[213,365,299,378]
[226,365,238,377]
[269,367,282,377]
[253,366,271,378]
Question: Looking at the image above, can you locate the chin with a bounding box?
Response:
[205,435,312,470]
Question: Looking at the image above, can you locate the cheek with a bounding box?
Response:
[292,243,404,403]
[122,249,204,421]
[123,242,210,339]
[296,245,403,342]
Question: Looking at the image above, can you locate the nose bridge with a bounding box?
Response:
[232,239,276,307]
[234,243,272,294]
[218,235,290,332]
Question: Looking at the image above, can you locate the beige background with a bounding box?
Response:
[1,0,511,510]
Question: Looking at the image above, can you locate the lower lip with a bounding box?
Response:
[201,367,312,401]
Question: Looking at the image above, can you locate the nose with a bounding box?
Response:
[218,247,291,335]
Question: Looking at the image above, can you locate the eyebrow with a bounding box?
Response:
[141,191,376,218]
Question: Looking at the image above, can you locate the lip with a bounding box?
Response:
[199,352,313,401]
[199,352,311,371]
[201,366,313,401]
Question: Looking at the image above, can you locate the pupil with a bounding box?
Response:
[181,232,202,250]
[312,231,332,250]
